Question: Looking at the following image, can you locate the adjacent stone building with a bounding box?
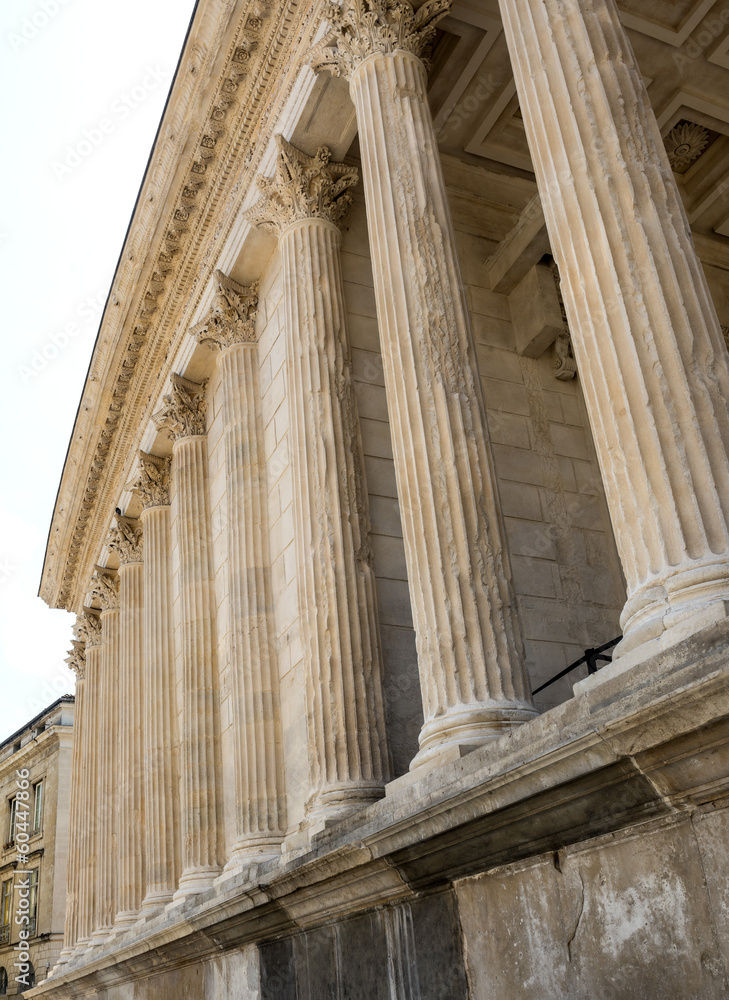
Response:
[33,0,729,996]
[0,697,74,995]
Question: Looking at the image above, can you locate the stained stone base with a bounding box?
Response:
[27,619,729,999]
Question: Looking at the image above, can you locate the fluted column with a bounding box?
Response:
[312,2,536,766]
[135,453,181,911]
[88,570,119,943]
[154,375,224,895]
[247,138,390,819]
[194,272,286,863]
[73,610,100,954]
[55,634,86,967]
[496,0,729,663]
[106,514,145,929]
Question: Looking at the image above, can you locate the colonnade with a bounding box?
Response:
[57,0,729,963]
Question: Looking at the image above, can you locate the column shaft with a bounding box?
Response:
[58,673,84,961]
[219,344,286,862]
[348,48,535,762]
[76,644,99,951]
[498,0,729,659]
[115,561,145,926]
[141,504,181,909]
[280,217,390,816]
[92,606,119,941]
[173,434,224,893]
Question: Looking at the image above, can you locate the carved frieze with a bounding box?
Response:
[52,0,276,610]
[192,271,259,350]
[153,373,208,440]
[106,513,143,564]
[245,136,359,233]
[310,0,451,79]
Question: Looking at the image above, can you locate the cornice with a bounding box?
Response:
[41,0,328,612]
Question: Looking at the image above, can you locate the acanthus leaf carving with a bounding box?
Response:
[153,373,208,440]
[245,135,359,233]
[74,607,102,648]
[192,270,259,349]
[310,0,451,79]
[89,567,119,612]
[131,451,172,509]
[65,640,86,679]
[105,512,143,564]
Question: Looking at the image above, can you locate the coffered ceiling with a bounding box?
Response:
[429,0,729,243]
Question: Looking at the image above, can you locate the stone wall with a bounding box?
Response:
[51,806,729,999]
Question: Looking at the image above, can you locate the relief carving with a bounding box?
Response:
[245,135,359,233]
[133,451,172,509]
[73,608,102,648]
[106,513,143,564]
[65,640,86,679]
[310,0,451,79]
[192,271,259,350]
[550,259,577,381]
[89,567,119,612]
[153,373,208,440]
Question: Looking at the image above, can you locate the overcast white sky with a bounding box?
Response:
[0,0,197,742]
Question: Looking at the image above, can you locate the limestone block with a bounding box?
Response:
[508,263,564,358]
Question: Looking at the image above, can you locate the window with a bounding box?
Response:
[5,798,16,847]
[28,869,38,937]
[32,782,43,834]
[0,966,7,994]
[0,880,10,946]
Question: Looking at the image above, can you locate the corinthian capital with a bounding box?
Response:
[89,567,119,612]
[310,0,451,79]
[245,136,358,234]
[65,640,86,679]
[106,513,143,565]
[73,608,102,648]
[192,271,259,350]
[153,373,208,440]
[132,451,172,509]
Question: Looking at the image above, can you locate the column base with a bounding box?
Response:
[112,909,140,932]
[87,925,114,948]
[49,948,74,975]
[305,781,385,829]
[172,866,222,900]
[616,564,729,669]
[223,836,284,872]
[139,889,176,916]
[70,937,91,958]
[410,702,539,771]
